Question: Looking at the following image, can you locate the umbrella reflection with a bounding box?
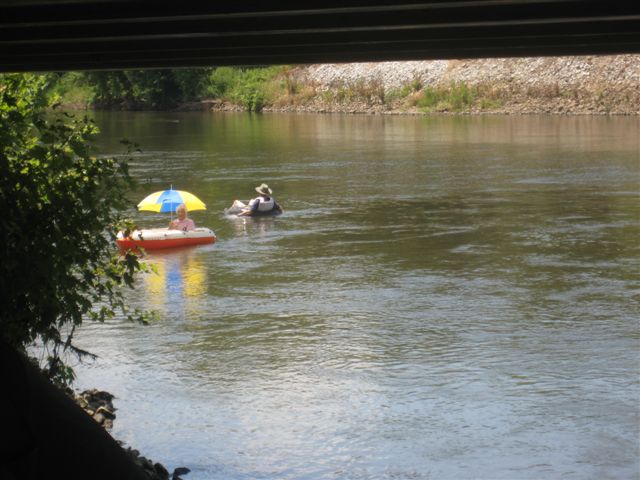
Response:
[143,248,207,315]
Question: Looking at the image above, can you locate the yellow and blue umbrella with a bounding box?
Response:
[137,188,206,213]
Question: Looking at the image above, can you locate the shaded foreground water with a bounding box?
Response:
[74,113,639,479]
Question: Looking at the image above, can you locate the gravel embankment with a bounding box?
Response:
[272,55,640,114]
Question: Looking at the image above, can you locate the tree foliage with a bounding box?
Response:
[83,69,210,108]
[53,67,287,111]
[205,66,283,112]
[0,73,148,385]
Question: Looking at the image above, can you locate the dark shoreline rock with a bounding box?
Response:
[71,388,190,480]
[73,389,116,430]
[2,344,150,479]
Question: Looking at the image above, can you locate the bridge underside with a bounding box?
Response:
[1,0,639,72]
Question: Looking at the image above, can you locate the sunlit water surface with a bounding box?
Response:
[71,112,639,479]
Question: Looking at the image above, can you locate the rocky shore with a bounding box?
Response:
[203,55,640,115]
[71,388,190,480]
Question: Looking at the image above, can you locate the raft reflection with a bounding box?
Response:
[143,248,208,316]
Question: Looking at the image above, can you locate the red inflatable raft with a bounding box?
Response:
[116,227,216,251]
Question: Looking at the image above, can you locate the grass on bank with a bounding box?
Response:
[418,82,478,112]
[402,82,503,113]
[52,68,513,113]
[282,77,505,113]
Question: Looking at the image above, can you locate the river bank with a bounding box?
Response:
[273,56,640,115]
[57,55,640,115]
[187,55,640,115]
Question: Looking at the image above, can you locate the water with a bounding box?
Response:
[73,112,639,479]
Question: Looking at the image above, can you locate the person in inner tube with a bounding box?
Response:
[238,183,283,216]
[169,204,196,231]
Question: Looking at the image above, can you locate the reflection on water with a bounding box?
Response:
[226,215,279,238]
[73,112,640,480]
[143,249,209,315]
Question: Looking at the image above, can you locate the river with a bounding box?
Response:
[73,112,639,479]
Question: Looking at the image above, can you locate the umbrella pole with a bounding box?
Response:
[169,185,173,224]
[169,184,173,223]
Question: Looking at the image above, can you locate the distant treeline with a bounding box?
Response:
[50,67,287,111]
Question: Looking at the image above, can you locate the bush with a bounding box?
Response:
[417,82,478,112]
[79,69,211,109]
[48,72,95,107]
[0,73,149,385]
[228,67,282,112]
[206,67,239,98]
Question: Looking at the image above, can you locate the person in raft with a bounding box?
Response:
[169,203,196,231]
[237,183,283,216]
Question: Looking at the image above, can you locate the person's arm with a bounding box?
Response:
[238,198,258,216]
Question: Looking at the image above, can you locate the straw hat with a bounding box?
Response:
[255,183,272,195]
